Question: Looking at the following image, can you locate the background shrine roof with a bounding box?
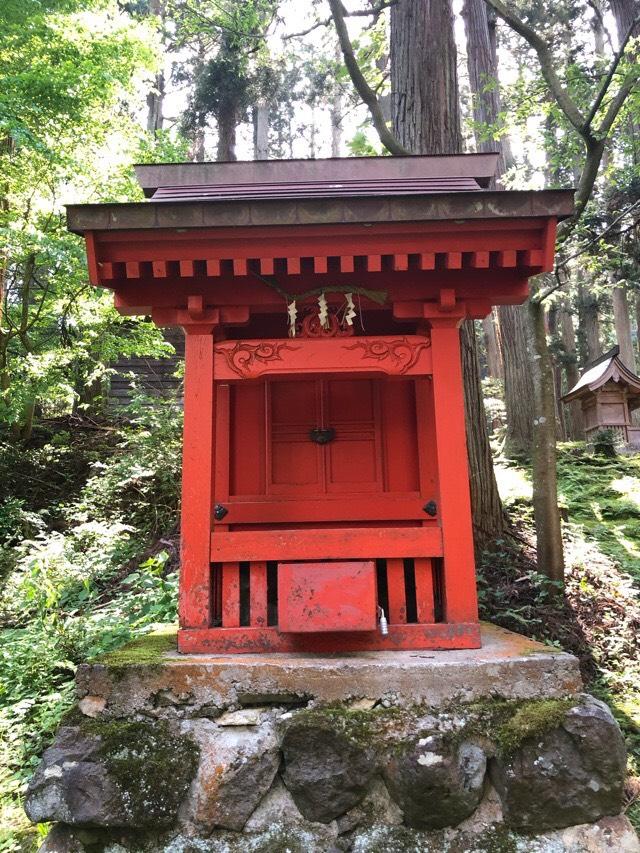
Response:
[67,154,575,234]
[563,346,640,401]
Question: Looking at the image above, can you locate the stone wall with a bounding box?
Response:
[24,625,639,853]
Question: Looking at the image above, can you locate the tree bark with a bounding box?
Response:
[612,281,637,369]
[461,319,505,538]
[528,297,564,586]
[390,0,461,154]
[559,299,584,438]
[217,102,237,161]
[462,0,535,458]
[253,102,269,160]
[498,304,535,456]
[578,280,602,363]
[482,312,503,378]
[331,40,342,157]
[146,0,165,134]
[389,0,504,540]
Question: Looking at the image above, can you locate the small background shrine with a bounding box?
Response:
[563,346,640,447]
[68,154,573,654]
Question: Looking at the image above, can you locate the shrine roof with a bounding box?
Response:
[563,346,640,401]
[66,154,574,234]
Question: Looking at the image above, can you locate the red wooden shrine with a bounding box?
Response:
[68,154,572,654]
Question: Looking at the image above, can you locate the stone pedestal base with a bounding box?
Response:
[25,624,639,852]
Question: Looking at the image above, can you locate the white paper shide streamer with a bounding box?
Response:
[344,292,356,326]
[287,300,297,337]
[318,292,329,329]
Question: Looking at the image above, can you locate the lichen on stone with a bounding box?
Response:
[82,718,199,826]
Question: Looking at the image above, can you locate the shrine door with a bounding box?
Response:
[217,376,437,528]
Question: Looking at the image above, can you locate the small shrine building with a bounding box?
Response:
[563,346,640,447]
[67,154,573,654]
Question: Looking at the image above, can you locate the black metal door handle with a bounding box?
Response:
[309,427,336,444]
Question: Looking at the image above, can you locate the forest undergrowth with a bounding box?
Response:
[1,400,640,850]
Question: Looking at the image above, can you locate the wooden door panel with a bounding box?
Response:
[224,375,430,519]
[268,379,323,495]
[229,382,265,497]
[325,378,382,494]
[381,380,421,493]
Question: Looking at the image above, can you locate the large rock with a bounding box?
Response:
[281,719,377,823]
[178,718,281,832]
[24,721,198,828]
[491,695,627,831]
[383,733,487,829]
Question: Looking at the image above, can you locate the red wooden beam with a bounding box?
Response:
[210,526,443,563]
[179,327,217,629]
[152,260,167,278]
[178,622,482,654]
[213,335,433,380]
[249,562,268,628]
[221,562,240,628]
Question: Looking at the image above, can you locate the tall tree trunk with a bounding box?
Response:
[547,303,567,440]
[498,305,535,456]
[391,0,461,154]
[612,281,637,369]
[560,299,584,438]
[217,103,237,161]
[331,40,342,157]
[482,311,503,379]
[391,0,504,541]
[253,102,269,160]
[528,297,564,586]
[462,0,535,458]
[636,292,640,363]
[578,280,602,363]
[146,0,165,134]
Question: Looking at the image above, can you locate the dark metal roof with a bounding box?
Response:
[151,176,483,202]
[134,153,500,197]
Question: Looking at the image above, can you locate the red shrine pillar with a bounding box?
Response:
[428,311,478,626]
[179,323,216,629]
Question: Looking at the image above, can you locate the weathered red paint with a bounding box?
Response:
[177,622,482,654]
[278,561,377,633]
[72,158,565,655]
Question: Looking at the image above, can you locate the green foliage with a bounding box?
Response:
[0,398,182,841]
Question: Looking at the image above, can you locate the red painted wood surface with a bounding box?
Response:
[178,622,482,653]
[214,335,433,380]
[249,561,268,627]
[429,317,479,624]
[179,328,216,629]
[211,526,443,563]
[414,558,435,624]
[88,218,556,287]
[221,562,240,628]
[278,561,377,633]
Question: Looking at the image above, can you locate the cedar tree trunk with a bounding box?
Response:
[391,0,505,541]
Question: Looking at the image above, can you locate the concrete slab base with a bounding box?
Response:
[77,623,583,717]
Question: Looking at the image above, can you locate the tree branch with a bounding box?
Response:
[328,0,410,155]
[586,14,640,133]
[285,1,397,40]
[483,0,587,134]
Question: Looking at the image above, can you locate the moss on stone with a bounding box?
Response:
[81,718,199,827]
[96,625,177,668]
[286,702,406,751]
[496,698,575,756]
